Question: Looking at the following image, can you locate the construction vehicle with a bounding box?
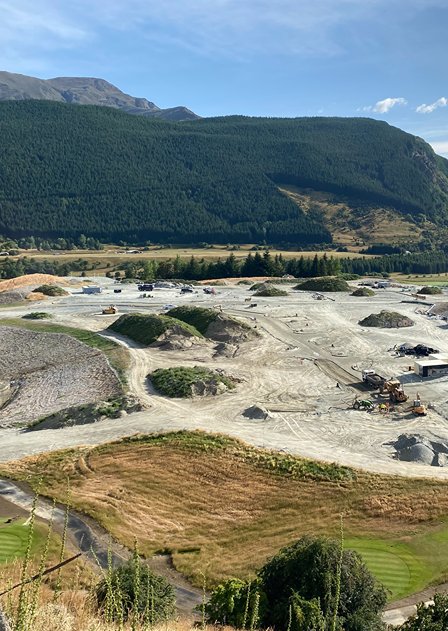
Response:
[102,305,117,315]
[411,393,427,416]
[362,369,386,389]
[353,399,374,411]
[362,369,408,403]
[382,379,408,403]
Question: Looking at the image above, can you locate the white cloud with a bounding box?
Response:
[362,97,407,114]
[1,0,448,66]
[416,97,448,114]
[431,140,448,157]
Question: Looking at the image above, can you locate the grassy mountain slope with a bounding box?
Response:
[0,101,447,245]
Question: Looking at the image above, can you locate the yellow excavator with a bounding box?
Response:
[411,393,427,416]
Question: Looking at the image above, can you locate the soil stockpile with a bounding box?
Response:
[359,311,414,328]
[0,274,67,293]
[109,313,202,346]
[150,366,236,398]
[167,306,255,343]
[294,277,350,292]
[0,326,121,428]
[0,289,29,305]
[254,285,288,297]
[419,286,443,295]
[392,434,448,467]
[242,405,271,420]
[351,287,375,297]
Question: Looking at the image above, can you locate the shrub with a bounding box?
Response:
[150,366,235,398]
[205,578,266,628]
[32,284,68,296]
[259,537,386,631]
[22,312,52,319]
[95,559,176,623]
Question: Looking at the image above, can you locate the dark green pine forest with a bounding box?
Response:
[1,101,448,244]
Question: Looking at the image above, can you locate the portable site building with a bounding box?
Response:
[82,286,102,294]
[415,355,448,378]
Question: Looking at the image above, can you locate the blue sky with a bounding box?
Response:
[1,0,447,156]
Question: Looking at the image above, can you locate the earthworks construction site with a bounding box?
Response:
[1,275,448,478]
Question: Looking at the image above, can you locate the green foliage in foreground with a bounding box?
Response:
[398,593,448,630]
[22,311,52,319]
[165,306,218,335]
[150,366,235,398]
[207,536,387,631]
[95,556,176,624]
[32,284,68,296]
[295,277,350,292]
[109,312,202,345]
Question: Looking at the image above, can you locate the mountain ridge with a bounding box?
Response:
[0,71,198,121]
[0,100,447,245]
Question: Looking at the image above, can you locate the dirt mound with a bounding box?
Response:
[419,286,443,295]
[206,314,256,343]
[242,404,271,420]
[0,289,29,305]
[392,434,448,466]
[153,326,210,351]
[214,342,239,358]
[0,274,67,293]
[294,277,350,292]
[150,366,236,398]
[359,311,414,328]
[254,284,288,297]
[26,292,46,301]
[351,287,375,297]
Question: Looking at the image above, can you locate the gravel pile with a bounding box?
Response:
[359,311,414,328]
[392,434,448,467]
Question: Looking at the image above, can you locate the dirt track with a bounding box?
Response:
[1,279,448,478]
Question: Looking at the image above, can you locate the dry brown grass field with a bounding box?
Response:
[3,432,448,600]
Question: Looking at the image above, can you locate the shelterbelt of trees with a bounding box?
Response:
[1,101,448,245]
[3,250,448,280]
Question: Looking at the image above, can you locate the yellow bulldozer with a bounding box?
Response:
[102,305,118,315]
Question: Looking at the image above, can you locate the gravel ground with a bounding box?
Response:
[1,277,448,477]
[0,326,121,428]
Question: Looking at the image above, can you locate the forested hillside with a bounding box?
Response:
[0,101,447,244]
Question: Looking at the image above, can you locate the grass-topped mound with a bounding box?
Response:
[8,430,448,599]
[22,312,52,319]
[351,287,375,297]
[166,306,218,335]
[108,313,202,346]
[32,284,68,296]
[167,306,254,343]
[150,366,236,398]
[254,284,288,297]
[359,310,414,328]
[294,277,350,292]
[419,286,443,295]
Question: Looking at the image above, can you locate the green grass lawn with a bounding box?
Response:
[0,318,129,384]
[0,518,42,563]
